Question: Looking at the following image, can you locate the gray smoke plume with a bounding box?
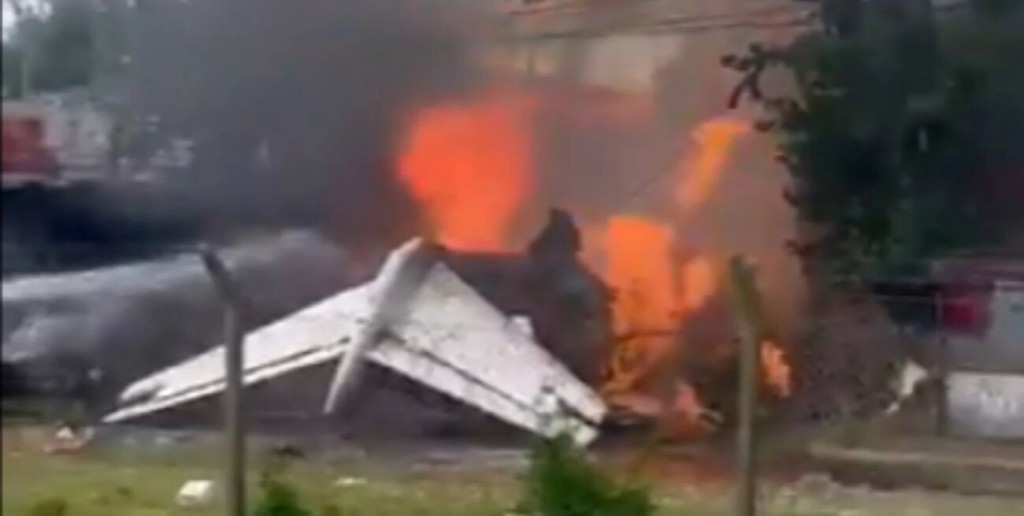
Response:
[2,231,352,406]
[129,0,486,243]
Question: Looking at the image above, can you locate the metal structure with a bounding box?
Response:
[198,246,247,516]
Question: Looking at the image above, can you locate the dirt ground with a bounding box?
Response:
[3,424,1023,516]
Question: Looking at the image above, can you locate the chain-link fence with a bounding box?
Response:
[782,274,1023,436]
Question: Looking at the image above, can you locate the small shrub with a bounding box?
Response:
[28,497,68,516]
[518,434,655,516]
[319,503,342,516]
[254,460,311,516]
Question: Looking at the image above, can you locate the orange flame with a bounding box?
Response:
[592,216,720,399]
[761,340,792,398]
[679,255,717,312]
[395,88,791,430]
[592,217,677,396]
[596,117,749,400]
[675,117,751,215]
[397,91,536,251]
[601,216,680,339]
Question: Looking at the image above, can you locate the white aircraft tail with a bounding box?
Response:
[104,239,606,445]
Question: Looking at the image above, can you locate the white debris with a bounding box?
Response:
[54,426,76,441]
[43,425,95,454]
[175,479,216,508]
[884,360,929,415]
[333,477,368,488]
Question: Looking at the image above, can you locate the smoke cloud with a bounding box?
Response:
[132,0,489,246]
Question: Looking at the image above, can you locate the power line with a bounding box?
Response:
[508,15,815,41]
[501,0,973,41]
[504,0,674,18]
[500,4,816,41]
[507,0,801,21]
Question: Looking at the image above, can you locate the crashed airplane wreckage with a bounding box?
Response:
[103,238,608,445]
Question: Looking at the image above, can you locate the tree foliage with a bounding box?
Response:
[3,0,95,96]
[725,0,1024,281]
[2,43,24,97]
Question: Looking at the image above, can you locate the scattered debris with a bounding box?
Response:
[790,472,841,499]
[269,442,307,461]
[333,477,368,488]
[884,360,930,415]
[42,424,94,454]
[175,479,216,508]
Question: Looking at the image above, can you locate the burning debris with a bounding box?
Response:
[391,83,795,439]
[4,69,800,445]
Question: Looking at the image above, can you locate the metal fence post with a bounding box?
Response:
[934,288,949,436]
[199,245,247,516]
[728,256,765,516]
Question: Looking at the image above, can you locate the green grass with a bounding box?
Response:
[4,426,1022,516]
[2,444,515,515]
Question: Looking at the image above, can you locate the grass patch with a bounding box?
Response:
[518,434,655,516]
[4,426,1022,515]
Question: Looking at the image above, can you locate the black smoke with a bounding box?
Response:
[130,0,485,247]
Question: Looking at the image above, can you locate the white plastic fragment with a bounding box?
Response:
[884,360,929,415]
[333,476,368,488]
[175,479,216,508]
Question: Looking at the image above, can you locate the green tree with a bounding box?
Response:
[4,0,96,96]
[725,0,1024,282]
[2,43,24,97]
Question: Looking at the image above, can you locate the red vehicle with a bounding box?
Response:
[2,99,201,275]
[2,103,60,188]
[2,100,103,273]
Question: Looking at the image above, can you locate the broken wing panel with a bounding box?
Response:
[102,284,373,423]
[392,263,607,434]
[370,339,598,444]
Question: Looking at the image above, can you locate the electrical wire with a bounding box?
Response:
[506,15,815,41]
[500,0,971,41]
[498,3,817,41]
[504,0,800,20]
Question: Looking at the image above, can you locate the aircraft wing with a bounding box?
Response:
[102,282,374,423]
[103,239,606,445]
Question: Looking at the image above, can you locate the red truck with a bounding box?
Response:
[2,99,200,275]
[2,99,114,273]
[2,101,61,188]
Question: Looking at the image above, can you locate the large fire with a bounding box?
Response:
[586,117,753,433]
[397,90,537,251]
[396,85,791,437]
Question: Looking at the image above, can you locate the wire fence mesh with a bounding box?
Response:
[780,276,1024,438]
